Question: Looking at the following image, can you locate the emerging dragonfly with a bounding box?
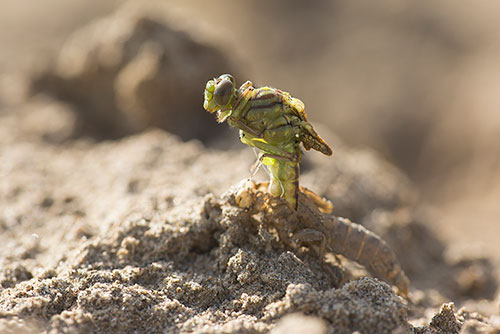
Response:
[204,75,410,295]
[203,74,332,209]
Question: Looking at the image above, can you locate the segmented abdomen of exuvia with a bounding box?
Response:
[327,216,409,295]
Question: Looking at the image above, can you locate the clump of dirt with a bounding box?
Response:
[0,263,33,289]
[0,172,406,333]
[362,209,499,304]
[301,136,418,223]
[28,3,240,141]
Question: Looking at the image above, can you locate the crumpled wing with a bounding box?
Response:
[300,124,333,156]
[287,96,333,156]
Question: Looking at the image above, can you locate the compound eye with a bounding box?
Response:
[213,79,234,106]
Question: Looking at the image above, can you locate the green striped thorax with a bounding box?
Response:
[203,74,236,123]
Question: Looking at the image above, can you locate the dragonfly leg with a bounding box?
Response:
[230,118,263,138]
[241,135,299,162]
[260,153,299,163]
[249,149,263,178]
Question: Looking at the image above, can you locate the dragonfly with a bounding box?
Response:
[203,74,332,209]
[204,75,409,295]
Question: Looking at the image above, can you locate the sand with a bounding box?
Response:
[0,3,499,333]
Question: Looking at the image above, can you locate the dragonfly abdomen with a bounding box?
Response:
[265,156,300,209]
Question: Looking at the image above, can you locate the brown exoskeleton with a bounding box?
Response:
[233,180,410,296]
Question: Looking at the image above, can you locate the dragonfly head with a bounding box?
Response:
[203,74,236,122]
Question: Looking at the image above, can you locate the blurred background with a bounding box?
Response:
[0,0,499,255]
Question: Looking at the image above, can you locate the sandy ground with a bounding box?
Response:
[1,0,499,256]
[0,112,498,332]
[165,0,500,260]
[0,2,499,333]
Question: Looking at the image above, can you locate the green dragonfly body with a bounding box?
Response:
[203,74,332,209]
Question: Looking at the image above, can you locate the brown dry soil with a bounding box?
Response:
[1,3,500,334]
